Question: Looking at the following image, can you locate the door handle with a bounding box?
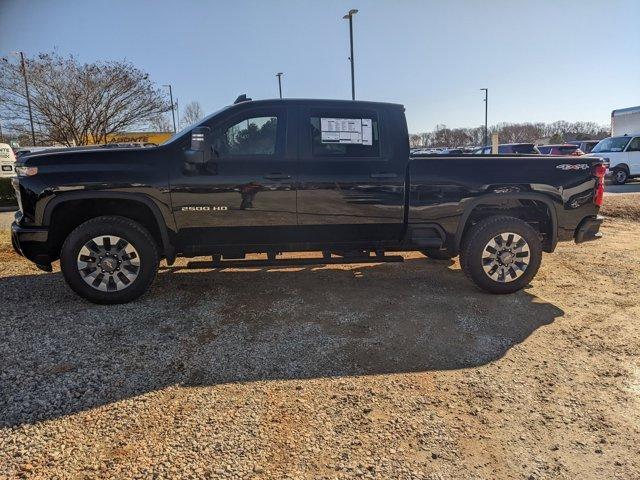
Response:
[370,172,398,179]
[263,173,292,180]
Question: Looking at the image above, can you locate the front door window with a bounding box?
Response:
[218,116,278,157]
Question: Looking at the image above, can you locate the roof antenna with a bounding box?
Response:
[234,94,252,104]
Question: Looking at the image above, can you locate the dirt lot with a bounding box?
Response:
[1,196,639,479]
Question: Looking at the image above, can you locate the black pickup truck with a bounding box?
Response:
[11,97,606,303]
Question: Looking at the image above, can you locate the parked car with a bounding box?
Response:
[437,148,464,155]
[586,134,640,184]
[0,143,17,178]
[474,143,540,154]
[413,148,464,156]
[11,97,606,303]
[537,144,584,156]
[568,140,599,154]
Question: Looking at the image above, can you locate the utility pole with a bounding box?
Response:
[276,72,283,99]
[163,84,176,132]
[175,98,180,130]
[480,88,488,146]
[15,52,36,145]
[343,9,358,100]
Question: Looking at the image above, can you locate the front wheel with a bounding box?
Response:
[60,216,159,304]
[460,216,542,294]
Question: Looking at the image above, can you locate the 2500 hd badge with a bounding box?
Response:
[181,206,228,211]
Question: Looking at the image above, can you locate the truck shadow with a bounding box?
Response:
[0,257,563,427]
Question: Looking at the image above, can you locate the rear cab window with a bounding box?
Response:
[512,144,537,154]
[557,146,579,154]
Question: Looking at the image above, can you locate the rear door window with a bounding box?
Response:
[309,111,380,158]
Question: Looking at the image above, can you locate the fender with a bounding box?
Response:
[610,162,630,172]
[453,192,559,254]
[41,191,177,263]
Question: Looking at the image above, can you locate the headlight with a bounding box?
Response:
[15,166,38,176]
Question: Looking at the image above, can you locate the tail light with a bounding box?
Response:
[592,163,606,206]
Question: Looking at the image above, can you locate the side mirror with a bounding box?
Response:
[185,126,212,164]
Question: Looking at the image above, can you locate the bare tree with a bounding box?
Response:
[412,120,609,148]
[0,52,170,146]
[149,114,173,132]
[181,101,204,128]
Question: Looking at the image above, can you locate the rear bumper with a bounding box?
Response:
[574,215,603,244]
[11,220,53,271]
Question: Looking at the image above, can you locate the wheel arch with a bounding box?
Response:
[453,193,558,255]
[611,163,630,173]
[43,192,176,263]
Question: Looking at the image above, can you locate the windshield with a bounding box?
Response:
[592,136,631,153]
[161,105,232,145]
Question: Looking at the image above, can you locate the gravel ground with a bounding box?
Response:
[1,197,639,479]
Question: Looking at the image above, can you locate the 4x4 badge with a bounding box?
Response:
[556,164,589,170]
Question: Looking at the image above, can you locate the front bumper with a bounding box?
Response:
[11,219,53,271]
[574,215,604,243]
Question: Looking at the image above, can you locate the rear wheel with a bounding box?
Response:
[60,216,159,304]
[612,168,628,185]
[420,247,454,260]
[460,216,542,294]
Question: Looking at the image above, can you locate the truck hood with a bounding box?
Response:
[18,145,154,166]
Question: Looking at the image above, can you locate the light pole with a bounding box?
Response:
[163,84,176,132]
[343,9,358,100]
[480,88,488,146]
[276,72,283,99]
[12,52,36,145]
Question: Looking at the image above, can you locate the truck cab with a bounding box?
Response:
[167,98,408,252]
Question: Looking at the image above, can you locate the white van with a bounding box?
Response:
[588,134,640,184]
[0,143,17,178]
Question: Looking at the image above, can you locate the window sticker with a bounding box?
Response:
[320,118,373,145]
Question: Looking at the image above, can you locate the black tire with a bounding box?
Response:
[420,247,455,260]
[60,216,159,304]
[612,168,628,185]
[460,216,542,294]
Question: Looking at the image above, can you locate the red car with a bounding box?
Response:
[537,144,584,156]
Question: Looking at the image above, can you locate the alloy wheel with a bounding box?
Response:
[481,232,530,283]
[76,235,140,291]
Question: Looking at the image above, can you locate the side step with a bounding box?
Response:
[186,253,404,269]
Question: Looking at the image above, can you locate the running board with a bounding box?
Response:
[186,254,404,269]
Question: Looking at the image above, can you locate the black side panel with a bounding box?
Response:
[407,155,601,251]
